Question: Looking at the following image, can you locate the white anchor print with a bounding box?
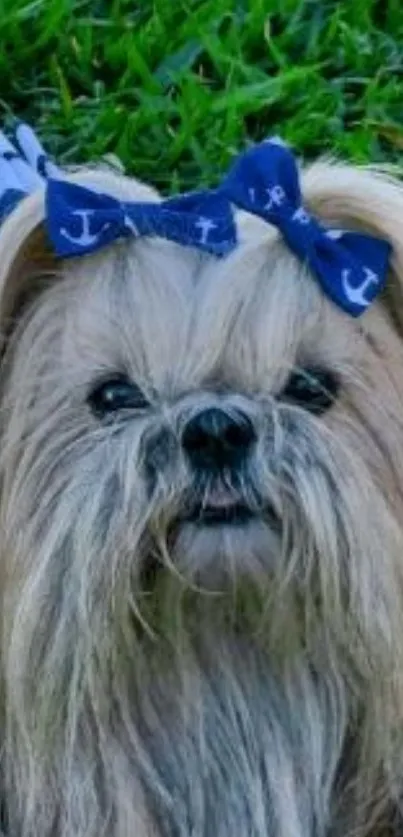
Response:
[60,209,111,248]
[195,216,217,244]
[264,185,286,211]
[292,206,310,225]
[341,267,380,308]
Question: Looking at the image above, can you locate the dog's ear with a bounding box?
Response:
[0,190,56,349]
[302,161,403,333]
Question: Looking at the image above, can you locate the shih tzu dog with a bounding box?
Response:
[0,125,403,837]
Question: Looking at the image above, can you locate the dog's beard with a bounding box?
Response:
[126,402,403,837]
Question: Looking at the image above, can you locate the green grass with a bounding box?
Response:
[1,0,403,192]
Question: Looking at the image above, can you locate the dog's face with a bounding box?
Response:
[1,163,403,654]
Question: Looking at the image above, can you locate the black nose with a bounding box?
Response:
[182,407,256,471]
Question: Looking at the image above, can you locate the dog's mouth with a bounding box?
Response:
[178,483,274,528]
[149,480,282,589]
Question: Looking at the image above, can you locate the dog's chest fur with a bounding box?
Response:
[121,631,351,837]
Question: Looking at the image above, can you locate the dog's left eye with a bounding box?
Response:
[88,376,150,417]
[281,367,339,415]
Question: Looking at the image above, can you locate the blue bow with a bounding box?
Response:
[219,138,391,317]
[45,180,237,258]
[0,123,237,258]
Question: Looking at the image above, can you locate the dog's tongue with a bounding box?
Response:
[207,486,238,508]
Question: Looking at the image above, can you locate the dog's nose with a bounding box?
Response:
[182,407,256,471]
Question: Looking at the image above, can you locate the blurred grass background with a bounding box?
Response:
[1,0,403,191]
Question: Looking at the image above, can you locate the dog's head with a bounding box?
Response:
[1,160,403,670]
[3,154,403,837]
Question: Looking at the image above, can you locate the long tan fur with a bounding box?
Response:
[0,157,403,836]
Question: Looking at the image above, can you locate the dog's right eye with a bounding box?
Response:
[281,367,339,415]
[88,376,150,418]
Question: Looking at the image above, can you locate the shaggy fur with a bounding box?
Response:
[1,159,403,836]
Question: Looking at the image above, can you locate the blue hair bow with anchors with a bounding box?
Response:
[219,137,391,317]
[0,124,391,317]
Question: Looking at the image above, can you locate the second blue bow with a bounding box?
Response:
[218,138,391,317]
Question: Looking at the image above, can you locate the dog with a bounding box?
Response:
[1,131,403,837]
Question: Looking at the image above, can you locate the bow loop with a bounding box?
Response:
[309,229,391,315]
[219,137,391,317]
